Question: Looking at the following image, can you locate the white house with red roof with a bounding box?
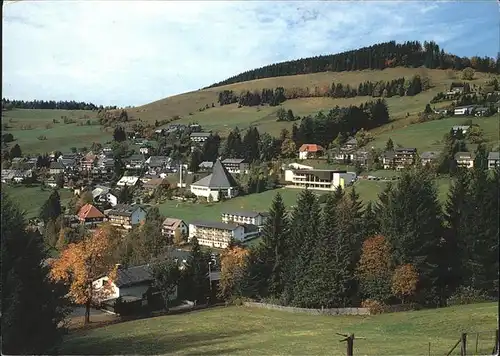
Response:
[77,203,105,227]
[298,144,324,160]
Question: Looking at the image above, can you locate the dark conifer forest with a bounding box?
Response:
[206,41,499,89]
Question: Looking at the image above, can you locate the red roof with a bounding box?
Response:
[299,144,324,153]
[77,204,105,220]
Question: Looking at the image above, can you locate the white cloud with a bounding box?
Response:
[2,0,496,106]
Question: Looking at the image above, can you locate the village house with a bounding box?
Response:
[474,107,489,117]
[12,169,33,184]
[188,221,259,249]
[80,152,97,171]
[161,218,188,241]
[221,211,269,228]
[488,152,499,170]
[46,176,58,188]
[143,178,169,192]
[298,144,325,160]
[393,148,417,170]
[116,175,140,187]
[49,161,65,175]
[454,105,475,116]
[77,203,106,227]
[420,151,440,166]
[145,156,170,173]
[352,149,369,167]
[190,159,239,202]
[284,167,347,191]
[380,151,396,169]
[125,154,146,170]
[198,161,214,172]
[106,204,147,230]
[221,158,249,174]
[1,169,15,183]
[454,152,475,169]
[451,125,470,137]
[92,186,118,207]
[190,132,211,143]
[139,145,151,155]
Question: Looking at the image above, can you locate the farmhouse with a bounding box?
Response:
[161,218,188,240]
[190,159,239,202]
[394,148,417,170]
[188,221,259,249]
[453,105,474,116]
[146,156,170,172]
[125,155,146,170]
[106,204,147,230]
[1,169,15,183]
[198,161,214,171]
[381,151,396,169]
[420,151,440,166]
[488,152,499,170]
[80,153,97,171]
[143,178,169,192]
[190,132,211,143]
[77,203,105,227]
[284,168,346,191]
[221,211,269,228]
[116,175,140,187]
[454,152,475,169]
[92,186,118,207]
[298,144,325,160]
[221,158,249,174]
[49,161,65,175]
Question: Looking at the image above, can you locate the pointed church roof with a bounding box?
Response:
[191,159,238,188]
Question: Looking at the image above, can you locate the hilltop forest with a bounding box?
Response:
[206,41,500,88]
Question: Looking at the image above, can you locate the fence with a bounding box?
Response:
[443,330,499,356]
[243,302,370,316]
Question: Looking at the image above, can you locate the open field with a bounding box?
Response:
[131,67,497,136]
[2,109,111,154]
[2,185,74,219]
[60,302,498,355]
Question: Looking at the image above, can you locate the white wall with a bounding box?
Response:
[298,151,308,160]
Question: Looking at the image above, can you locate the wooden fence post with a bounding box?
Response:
[493,329,499,355]
[337,333,360,356]
[460,333,467,356]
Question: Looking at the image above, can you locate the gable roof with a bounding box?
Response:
[221,210,268,219]
[77,204,105,220]
[190,220,241,231]
[222,158,246,164]
[488,152,499,160]
[108,204,145,217]
[191,159,238,188]
[50,161,64,169]
[454,152,475,160]
[162,218,185,230]
[114,264,153,288]
[299,144,324,153]
[420,151,440,160]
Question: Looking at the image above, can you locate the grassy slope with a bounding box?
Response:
[2,184,74,219]
[61,302,498,355]
[132,68,497,137]
[2,109,112,154]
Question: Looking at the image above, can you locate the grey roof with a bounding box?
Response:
[395,148,417,153]
[488,152,500,160]
[381,151,395,159]
[222,158,246,164]
[60,158,77,167]
[454,152,475,160]
[190,132,212,138]
[148,156,169,166]
[221,210,268,219]
[50,161,64,169]
[420,151,440,160]
[190,220,240,231]
[199,161,214,169]
[191,159,238,188]
[108,204,145,217]
[127,154,146,161]
[114,264,153,288]
[345,137,357,145]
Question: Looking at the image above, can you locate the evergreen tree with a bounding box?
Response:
[363,201,379,238]
[118,185,133,204]
[385,138,394,151]
[1,193,69,355]
[379,168,445,306]
[242,127,260,162]
[113,126,126,142]
[39,190,62,224]
[185,237,210,303]
[259,193,288,297]
[9,144,22,158]
[189,148,203,173]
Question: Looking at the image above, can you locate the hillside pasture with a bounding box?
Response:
[60,302,498,355]
[2,109,111,154]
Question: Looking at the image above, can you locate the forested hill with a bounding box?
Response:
[205,41,500,89]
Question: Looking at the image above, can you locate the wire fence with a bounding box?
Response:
[441,330,499,356]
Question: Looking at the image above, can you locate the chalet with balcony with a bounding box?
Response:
[420,151,440,166]
[393,148,417,170]
[188,221,259,249]
[454,105,474,116]
[221,158,249,174]
[221,211,269,228]
[298,144,325,160]
[49,161,65,175]
[125,154,146,170]
[77,203,105,227]
[190,132,212,143]
[487,152,499,170]
[454,152,475,169]
[380,151,396,169]
[161,218,188,241]
[80,153,97,171]
[284,168,347,191]
[106,204,147,230]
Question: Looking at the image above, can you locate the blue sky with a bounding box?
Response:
[2,0,499,107]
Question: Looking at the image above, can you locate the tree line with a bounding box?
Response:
[220,164,498,309]
[1,98,114,111]
[218,76,426,107]
[206,40,499,88]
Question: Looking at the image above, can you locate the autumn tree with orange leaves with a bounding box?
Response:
[218,245,250,301]
[49,223,122,324]
[356,235,393,302]
[391,264,419,304]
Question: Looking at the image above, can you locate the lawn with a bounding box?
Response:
[2,184,73,219]
[2,109,111,154]
[60,302,498,355]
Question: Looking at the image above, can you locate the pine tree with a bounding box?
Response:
[385,138,394,151]
[1,193,70,354]
[363,201,379,237]
[185,237,210,303]
[39,190,62,224]
[259,193,288,297]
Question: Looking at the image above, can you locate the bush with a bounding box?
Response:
[447,286,491,306]
[361,299,386,315]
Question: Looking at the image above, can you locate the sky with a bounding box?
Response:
[2,1,499,107]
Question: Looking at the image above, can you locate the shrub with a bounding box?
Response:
[361,299,386,315]
[447,286,491,306]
